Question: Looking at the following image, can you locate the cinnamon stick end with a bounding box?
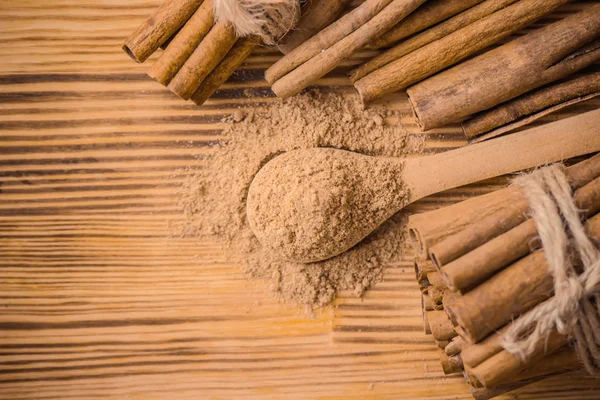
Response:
[122,43,143,64]
[409,227,426,258]
[191,90,211,107]
[167,81,193,101]
[354,80,374,106]
[349,68,363,84]
[264,68,278,86]
[147,68,170,87]
[406,91,426,132]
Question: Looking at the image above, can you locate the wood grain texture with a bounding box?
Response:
[0,1,599,399]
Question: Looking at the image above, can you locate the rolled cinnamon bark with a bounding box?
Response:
[407,4,600,130]
[516,347,581,381]
[354,0,570,104]
[352,0,517,82]
[369,0,484,49]
[467,380,526,400]
[161,28,182,50]
[461,324,511,369]
[423,307,431,335]
[168,21,238,100]
[433,173,600,271]
[467,330,572,387]
[463,72,600,143]
[439,349,464,374]
[276,0,352,55]
[271,0,427,98]
[265,0,394,85]
[415,258,436,291]
[427,310,457,341]
[191,36,260,106]
[447,250,554,344]
[409,188,522,260]
[422,293,434,312]
[429,287,444,307]
[441,176,600,292]
[460,320,578,383]
[466,346,580,391]
[148,0,215,85]
[427,271,446,291]
[447,212,600,344]
[123,0,204,63]
[408,152,600,261]
[445,336,467,356]
[428,196,529,270]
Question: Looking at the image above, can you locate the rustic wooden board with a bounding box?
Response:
[1,1,600,399]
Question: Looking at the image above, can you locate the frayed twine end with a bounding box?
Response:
[214,0,301,45]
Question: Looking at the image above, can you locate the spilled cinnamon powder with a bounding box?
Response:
[175,90,423,308]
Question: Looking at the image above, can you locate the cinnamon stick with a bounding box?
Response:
[445,336,467,356]
[466,330,572,387]
[466,347,580,392]
[276,0,352,55]
[461,313,583,389]
[466,380,526,400]
[447,213,600,344]
[422,306,431,335]
[148,0,215,85]
[439,349,464,374]
[123,0,204,63]
[427,271,446,291]
[408,153,600,261]
[516,347,581,382]
[429,287,444,307]
[369,0,484,49]
[422,293,434,311]
[407,4,600,130]
[352,0,517,82]
[432,173,600,270]
[428,196,529,270]
[265,0,394,85]
[441,176,600,292]
[270,0,427,98]
[463,72,600,143]
[354,0,570,104]
[190,36,260,106]
[427,310,457,341]
[160,27,182,50]
[415,257,436,283]
[447,250,554,344]
[168,21,238,100]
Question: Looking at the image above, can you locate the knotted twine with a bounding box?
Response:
[502,164,600,374]
[214,0,301,45]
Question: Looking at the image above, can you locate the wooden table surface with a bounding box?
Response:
[2,1,600,399]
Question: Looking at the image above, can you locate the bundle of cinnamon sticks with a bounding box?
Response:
[265,0,428,98]
[411,152,600,399]
[351,0,600,141]
[123,0,349,106]
[122,0,254,105]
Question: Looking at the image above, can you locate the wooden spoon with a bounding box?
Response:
[246,108,600,263]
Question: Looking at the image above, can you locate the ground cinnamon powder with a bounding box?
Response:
[176,90,423,308]
[247,148,409,263]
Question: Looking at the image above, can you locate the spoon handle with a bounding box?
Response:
[405,108,600,201]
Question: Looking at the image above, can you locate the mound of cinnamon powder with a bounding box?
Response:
[246,148,409,263]
[175,90,423,309]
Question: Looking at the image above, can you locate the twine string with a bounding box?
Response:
[502,165,600,374]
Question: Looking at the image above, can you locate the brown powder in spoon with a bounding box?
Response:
[247,148,409,263]
[174,90,423,309]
